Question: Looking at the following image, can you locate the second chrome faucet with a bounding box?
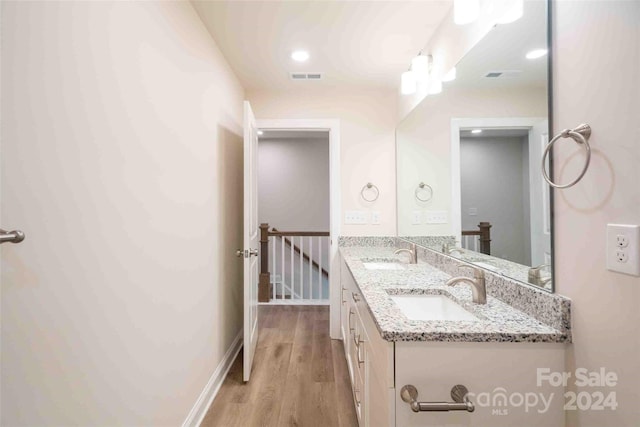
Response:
[445,264,487,304]
[395,243,418,264]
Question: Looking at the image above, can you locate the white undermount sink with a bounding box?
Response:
[390,294,479,322]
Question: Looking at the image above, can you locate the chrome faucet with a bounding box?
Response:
[528,264,551,287]
[445,264,487,304]
[395,243,418,264]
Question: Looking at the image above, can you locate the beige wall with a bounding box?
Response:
[1,1,244,425]
[258,136,330,232]
[248,87,398,236]
[553,1,640,426]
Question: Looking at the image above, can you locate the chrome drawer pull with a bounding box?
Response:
[348,309,355,332]
[401,384,475,413]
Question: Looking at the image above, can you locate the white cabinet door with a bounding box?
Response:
[395,342,565,427]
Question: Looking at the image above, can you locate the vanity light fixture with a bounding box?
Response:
[454,0,480,25]
[428,78,443,95]
[526,49,548,59]
[497,0,524,24]
[471,129,483,134]
[442,67,457,82]
[257,130,264,136]
[401,69,417,95]
[291,50,310,62]
[411,53,430,83]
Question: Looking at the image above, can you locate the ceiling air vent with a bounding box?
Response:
[290,72,323,81]
[483,70,522,79]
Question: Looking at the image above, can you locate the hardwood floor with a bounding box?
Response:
[201,305,358,427]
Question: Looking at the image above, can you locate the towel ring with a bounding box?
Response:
[361,182,379,202]
[542,124,591,189]
[415,182,433,202]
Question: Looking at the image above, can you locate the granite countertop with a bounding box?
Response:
[340,246,569,343]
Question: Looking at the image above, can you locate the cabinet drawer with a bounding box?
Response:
[395,342,566,427]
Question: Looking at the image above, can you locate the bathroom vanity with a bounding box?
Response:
[339,241,570,427]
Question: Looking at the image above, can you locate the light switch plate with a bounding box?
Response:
[412,210,422,225]
[371,211,381,225]
[425,210,448,224]
[345,210,368,225]
[606,224,640,276]
[468,207,478,216]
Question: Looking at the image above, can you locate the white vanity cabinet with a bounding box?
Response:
[340,258,566,427]
[341,261,395,427]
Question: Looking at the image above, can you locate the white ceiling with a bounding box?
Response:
[453,0,548,90]
[191,0,453,91]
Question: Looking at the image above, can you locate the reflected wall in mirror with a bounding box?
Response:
[396,0,554,291]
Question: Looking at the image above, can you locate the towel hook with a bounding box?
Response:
[360,182,379,202]
[542,123,591,189]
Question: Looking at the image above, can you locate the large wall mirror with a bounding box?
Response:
[396,0,554,291]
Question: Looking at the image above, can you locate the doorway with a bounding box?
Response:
[256,119,341,340]
[258,130,330,303]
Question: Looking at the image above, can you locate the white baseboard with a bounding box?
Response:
[182,331,243,427]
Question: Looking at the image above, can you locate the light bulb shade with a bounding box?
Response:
[442,67,457,82]
[454,0,480,25]
[428,78,443,95]
[401,70,417,95]
[411,55,429,74]
[497,0,523,24]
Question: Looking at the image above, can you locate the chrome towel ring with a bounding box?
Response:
[415,182,433,202]
[542,123,592,189]
[361,182,379,202]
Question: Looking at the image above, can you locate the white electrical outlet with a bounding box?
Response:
[425,210,448,224]
[412,210,422,225]
[468,207,478,216]
[371,211,381,225]
[606,224,640,276]
[345,210,368,225]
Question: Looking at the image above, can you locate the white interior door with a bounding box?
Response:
[528,119,551,266]
[242,101,259,382]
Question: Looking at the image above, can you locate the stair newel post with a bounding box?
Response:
[478,221,492,255]
[259,223,271,302]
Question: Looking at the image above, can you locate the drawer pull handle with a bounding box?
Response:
[348,309,355,332]
[352,292,361,303]
[400,384,475,413]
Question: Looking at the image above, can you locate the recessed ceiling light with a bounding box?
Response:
[471,129,483,134]
[526,49,548,59]
[257,130,264,136]
[454,0,480,25]
[291,50,310,62]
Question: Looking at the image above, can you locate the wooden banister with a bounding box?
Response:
[461,221,492,255]
[258,223,271,302]
[258,223,330,302]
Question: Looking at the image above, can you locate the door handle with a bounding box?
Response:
[0,229,25,244]
[237,248,259,258]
